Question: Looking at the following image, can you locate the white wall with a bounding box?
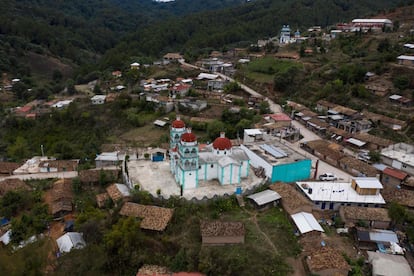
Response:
[240,145,272,178]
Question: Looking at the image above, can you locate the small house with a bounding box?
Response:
[338,156,378,177]
[269,183,313,215]
[49,179,73,217]
[356,228,398,250]
[247,189,281,210]
[163,53,183,62]
[290,212,324,237]
[339,206,391,229]
[200,220,245,245]
[306,247,351,276]
[119,202,174,231]
[56,232,86,253]
[130,62,140,70]
[381,167,408,187]
[0,162,21,176]
[353,133,392,151]
[397,55,414,67]
[106,183,131,203]
[91,95,106,105]
[95,152,122,168]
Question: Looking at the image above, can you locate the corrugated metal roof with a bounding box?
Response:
[369,230,399,243]
[383,167,408,180]
[291,212,324,234]
[346,138,366,147]
[247,189,281,206]
[260,144,288,158]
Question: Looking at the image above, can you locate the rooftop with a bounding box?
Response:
[339,156,378,176]
[340,206,390,222]
[119,202,174,231]
[357,228,398,244]
[296,181,385,204]
[291,212,324,234]
[307,247,351,273]
[381,186,414,207]
[353,177,383,189]
[200,220,245,237]
[106,183,131,202]
[269,183,312,214]
[383,167,408,180]
[243,141,308,166]
[381,143,414,167]
[247,189,281,206]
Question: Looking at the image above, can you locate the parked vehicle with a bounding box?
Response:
[319,173,338,181]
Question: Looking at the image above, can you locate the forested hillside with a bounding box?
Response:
[102,0,414,65]
[0,0,412,77]
[0,0,248,77]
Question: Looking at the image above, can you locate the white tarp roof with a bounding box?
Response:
[95,152,119,161]
[115,183,131,197]
[247,189,281,206]
[389,94,402,100]
[154,119,167,127]
[244,129,263,136]
[397,55,414,61]
[197,73,218,80]
[404,43,414,49]
[0,230,11,245]
[368,251,412,276]
[56,232,86,253]
[352,19,392,24]
[346,138,366,147]
[291,212,324,234]
[91,95,106,101]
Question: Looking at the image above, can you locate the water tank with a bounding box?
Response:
[308,188,313,194]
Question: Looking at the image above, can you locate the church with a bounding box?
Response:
[169,116,250,190]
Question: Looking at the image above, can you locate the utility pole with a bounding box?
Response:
[40,144,44,157]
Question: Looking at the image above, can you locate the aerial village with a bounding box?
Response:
[1,14,414,276]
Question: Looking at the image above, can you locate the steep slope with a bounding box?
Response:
[106,0,412,59]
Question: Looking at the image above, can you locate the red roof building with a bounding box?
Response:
[382,167,409,187]
[268,113,292,122]
[383,167,408,180]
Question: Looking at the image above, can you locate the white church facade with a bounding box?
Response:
[169,117,250,190]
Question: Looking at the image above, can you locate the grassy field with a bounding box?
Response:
[0,238,54,275]
[239,57,304,84]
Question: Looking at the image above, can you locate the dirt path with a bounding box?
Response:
[242,208,308,275]
[286,257,307,276]
[250,211,278,254]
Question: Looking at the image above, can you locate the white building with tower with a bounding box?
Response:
[279,25,291,44]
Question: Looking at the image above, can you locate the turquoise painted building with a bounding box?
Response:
[271,159,311,183]
[241,143,311,183]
